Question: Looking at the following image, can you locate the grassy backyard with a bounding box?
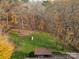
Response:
[9,31,70,59]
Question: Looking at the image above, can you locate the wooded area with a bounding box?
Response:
[0,0,79,59]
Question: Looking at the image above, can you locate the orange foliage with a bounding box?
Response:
[39,20,45,31]
[54,15,62,33]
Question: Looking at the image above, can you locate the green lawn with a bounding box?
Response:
[9,31,68,59]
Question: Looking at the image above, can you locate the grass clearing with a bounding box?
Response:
[9,31,68,59]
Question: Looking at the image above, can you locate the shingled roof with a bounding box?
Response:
[34,48,52,56]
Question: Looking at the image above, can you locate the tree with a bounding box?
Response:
[45,0,79,50]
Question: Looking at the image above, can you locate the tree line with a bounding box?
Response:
[0,0,79,51]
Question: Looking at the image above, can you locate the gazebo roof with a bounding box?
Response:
[34,48,52,56]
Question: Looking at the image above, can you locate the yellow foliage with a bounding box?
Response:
[11,13,17,24]
[0,34,15,59]
[0,24,4,29]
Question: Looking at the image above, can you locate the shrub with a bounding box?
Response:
[0,34,15,59]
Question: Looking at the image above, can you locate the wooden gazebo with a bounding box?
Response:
[34,48,52,57]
